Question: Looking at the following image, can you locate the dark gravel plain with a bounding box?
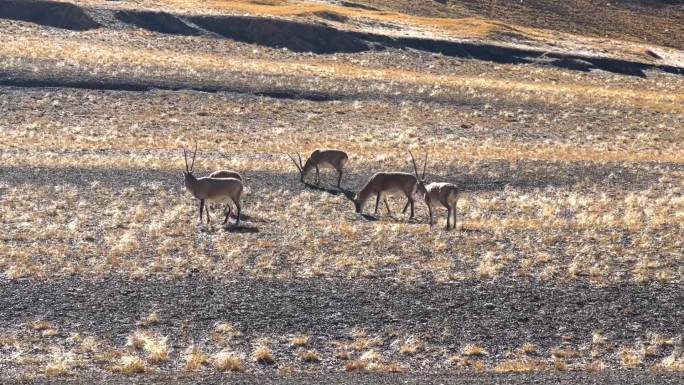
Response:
[4,371,684,385]
[1,276,682,352]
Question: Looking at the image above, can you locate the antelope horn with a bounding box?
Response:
[287,153,302,172]
[190,141,197,172]
[408,150,420,178]
[183,148,189,172]
[422,152,428,180]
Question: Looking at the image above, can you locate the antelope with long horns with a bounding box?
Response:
[408,151,460,229]
[288,149,348,188]
[182,143,244,225]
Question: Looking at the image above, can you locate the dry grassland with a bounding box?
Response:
[0,0,683,381]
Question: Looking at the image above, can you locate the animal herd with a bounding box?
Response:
[182,144,461,229]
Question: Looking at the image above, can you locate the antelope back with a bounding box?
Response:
[210,170,243,181]
[373,172,417,193]
[196,177,243,201]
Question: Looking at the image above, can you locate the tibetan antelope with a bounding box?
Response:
[408,151,460,229]
[182,143,243,225]
[354,161,421,219]
[288,149,348,188]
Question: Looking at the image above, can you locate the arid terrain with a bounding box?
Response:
[0,0,683,384]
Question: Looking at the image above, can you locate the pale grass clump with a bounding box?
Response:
[126,330,170,363]
[493,358,548,373]
[519,343,538,355]
[653,352,684,372]
[290,335,310,347]
[619,347,642,368]
[126,330,151,350]
[252,343,275,364]
[213,322,242,340]
[45,353,75,378]
[398,337,424,355]
[592,331,606,346]
[115,354,147,374]
[138,312,160,327]
[212,350,244,372]
[585,360,607,372]
[299,350,320,363]
[476,252,503,279]
[184,345,208,370]
[143,336,170,363]
[79,336,99,354]
[462,344,488,357]
[551,347,579,359]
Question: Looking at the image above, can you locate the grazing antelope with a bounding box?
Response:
[182,143,243,225]
[288,149,348,188]
[408,151,460,229]
[354,171,419,219]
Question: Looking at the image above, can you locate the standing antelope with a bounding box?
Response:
[408,151,460,230]
[182,143,243,225]
[288,149,348,188]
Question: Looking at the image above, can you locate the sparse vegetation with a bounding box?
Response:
[0,0,681,382]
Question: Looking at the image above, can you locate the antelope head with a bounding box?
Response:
[409,150,428,196]
[183,141,198,186]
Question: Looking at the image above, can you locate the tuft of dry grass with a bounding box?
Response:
[138,312,160,327]
[290,335,310,348]
[585,360,607,372]
[115,355,147,374]
[519,343,538,355]
[398,337,424,355]
[619,347,642,368]
[493,358,548,373]
[144,336,170,363]
[212,350,244,372]
[652,352,684,372]
[183,345,208,371]
[252,344,275,364]
[299,350,320,363]
[45,355,73,378]
[462,344,488,357]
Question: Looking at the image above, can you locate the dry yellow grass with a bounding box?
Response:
[212,350,245,372]
[115,354,147,373]
[252,344,275,364]
[290,335,310,347]
[183,345,208,370]
[462,344,488,357]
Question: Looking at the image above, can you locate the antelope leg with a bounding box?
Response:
[223,203,232,225]
[234,201,241,225]
[315,165,320,185]
[337,170,343,188]
[205,203,211,223]
[199,200,205,223]
[446,207,452,230]
[384,198,392,215]
[374,193,381,214]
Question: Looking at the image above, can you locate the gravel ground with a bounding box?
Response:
[4,371,684,385]
[1,277,681,354]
